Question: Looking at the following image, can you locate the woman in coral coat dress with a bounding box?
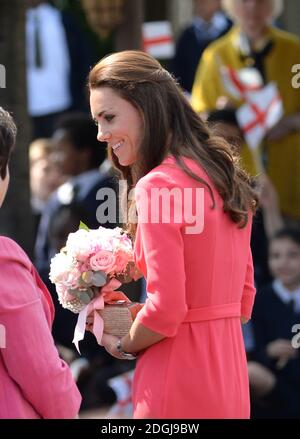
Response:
[0,107,81,419]
[89,50,257,418]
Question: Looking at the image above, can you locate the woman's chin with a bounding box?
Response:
[117,157,135,167]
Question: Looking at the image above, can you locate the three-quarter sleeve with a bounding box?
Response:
[134,172,188,337]
[0,239,81,418]
[241,247,256,320]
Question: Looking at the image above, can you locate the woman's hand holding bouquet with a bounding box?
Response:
[49,223,142,352]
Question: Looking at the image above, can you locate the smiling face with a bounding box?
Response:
[90,87,143,167]
[269,237,300,290]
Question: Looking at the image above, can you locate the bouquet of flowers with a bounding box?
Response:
[49,223,142,352]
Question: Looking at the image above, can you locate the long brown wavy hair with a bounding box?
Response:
[88,50,258,236]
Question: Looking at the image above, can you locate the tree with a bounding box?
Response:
[0,1,34,255]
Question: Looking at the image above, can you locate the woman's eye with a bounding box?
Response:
[105,115,115,122]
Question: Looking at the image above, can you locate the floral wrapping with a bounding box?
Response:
[49,223,142,351]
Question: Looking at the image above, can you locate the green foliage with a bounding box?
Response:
[79,221,90,231]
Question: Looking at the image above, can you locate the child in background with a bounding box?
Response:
[29,138,66,232]
[250,227,300,418]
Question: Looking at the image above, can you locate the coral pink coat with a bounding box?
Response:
[133,156,256,419]
[0,237,81,418]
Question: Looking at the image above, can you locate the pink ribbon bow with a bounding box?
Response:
[72,278,129,353]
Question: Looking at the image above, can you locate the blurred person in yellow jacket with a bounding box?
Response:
[191,0,300,222]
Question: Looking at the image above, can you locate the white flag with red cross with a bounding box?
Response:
[236,82,283,151]
[220,66,283,152]
[142,21,175,59]
[107,370,134,418]
[221,66,263,101]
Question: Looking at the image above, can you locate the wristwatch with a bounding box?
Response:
[116,339,137,360]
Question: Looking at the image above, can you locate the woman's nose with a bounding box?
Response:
[97,127,111,142]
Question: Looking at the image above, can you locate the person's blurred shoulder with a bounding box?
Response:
[0,236,31,268]
[271,26,300,47]
[0,237,43,314]
[200,26,236,61]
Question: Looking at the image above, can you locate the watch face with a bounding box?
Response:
[117,340,137,359]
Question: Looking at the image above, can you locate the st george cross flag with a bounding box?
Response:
[236,82,283,151]
[220,66,263,101]
[107,370,134,418]
[220,65,284,172]
[142,21,175,59]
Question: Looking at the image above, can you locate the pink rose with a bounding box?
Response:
[111,248,132,273]
[90,250,116,273]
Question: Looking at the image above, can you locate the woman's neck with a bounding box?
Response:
[243,27,270,51]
